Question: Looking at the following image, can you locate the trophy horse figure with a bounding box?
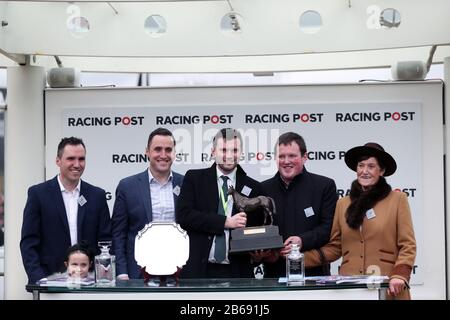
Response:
[227,186,276,225]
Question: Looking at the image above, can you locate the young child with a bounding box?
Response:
[64,241,95,280]
[41,241,95,285]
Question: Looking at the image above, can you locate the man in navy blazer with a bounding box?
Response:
[112,128,184,279]
[177,128,265,278]
[20,137,111,284]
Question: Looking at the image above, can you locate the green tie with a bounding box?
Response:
[214,175,229,263]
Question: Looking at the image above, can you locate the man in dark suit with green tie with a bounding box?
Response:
[177,128,264,278]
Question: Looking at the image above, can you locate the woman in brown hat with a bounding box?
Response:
[304,142,416,299]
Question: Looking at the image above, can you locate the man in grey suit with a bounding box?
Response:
[112,128,184,280]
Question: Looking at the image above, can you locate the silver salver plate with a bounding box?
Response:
[134,222,189,276]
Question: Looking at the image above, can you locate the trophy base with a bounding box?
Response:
[141,267,181,287]
[145,275,178,287]
[229,225,284,253]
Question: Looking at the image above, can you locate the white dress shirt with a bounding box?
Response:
[57,175,81,246]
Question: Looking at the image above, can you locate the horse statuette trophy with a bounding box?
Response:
[227,186,283,253]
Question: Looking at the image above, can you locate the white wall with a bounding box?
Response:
[4,66,45,300]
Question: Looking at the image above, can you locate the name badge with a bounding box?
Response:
[241,185,252,196]
[78,195,87,207]
[173,185,181,196]
[304,207,315,218]
[366,208,376,220]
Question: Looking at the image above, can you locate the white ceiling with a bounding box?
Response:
[1,0,450,72]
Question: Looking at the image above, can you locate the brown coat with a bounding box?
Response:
[305,191,416,299]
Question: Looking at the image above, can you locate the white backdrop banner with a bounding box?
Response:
[61,101,423,284]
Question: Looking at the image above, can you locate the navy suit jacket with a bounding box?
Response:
[111,170,184,279]
[20,176,111,284]
[176,164,264,278]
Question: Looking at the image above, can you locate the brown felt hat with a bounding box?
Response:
[344,142,397,176]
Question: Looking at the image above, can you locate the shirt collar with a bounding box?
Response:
[57,174,81,193]
[148,168,173,184]
[216,166,237,184]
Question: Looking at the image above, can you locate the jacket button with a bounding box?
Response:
[360,255,363,258]
[208,236,212,240]
[360,240,364,243]
[359,270,363,274]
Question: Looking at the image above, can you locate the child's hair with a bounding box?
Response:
[65,240,95,271]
